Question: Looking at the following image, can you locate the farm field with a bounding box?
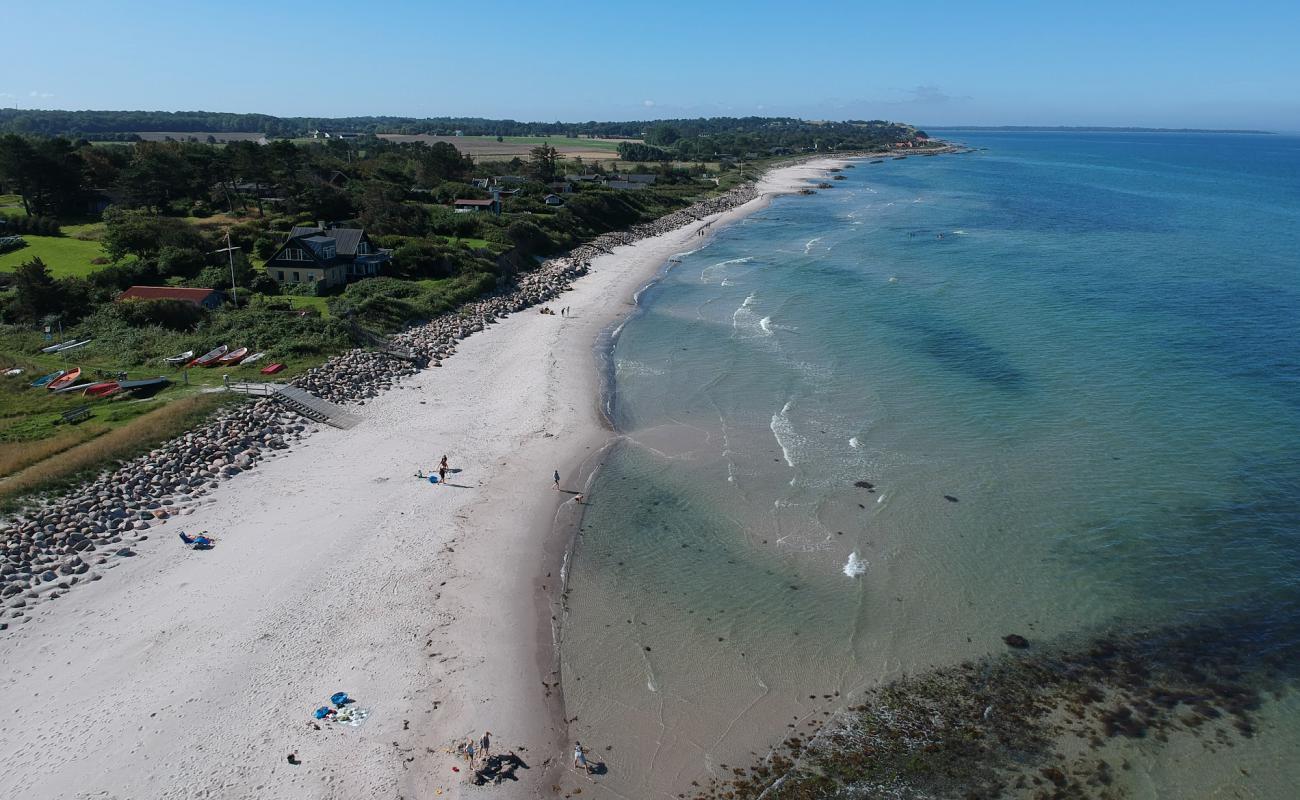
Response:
[376,133,636,161]
[132,131,266,142]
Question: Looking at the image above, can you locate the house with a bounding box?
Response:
[118,286,225,310]
[546,181,574,194]
[453,198,495,213]
[544,194,565,206]
[493,175,527,187]
[564,174,604,183]
[264,226,391,288]
[470,178,491,189]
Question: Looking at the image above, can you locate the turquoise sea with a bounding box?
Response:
[560,132,1300,797]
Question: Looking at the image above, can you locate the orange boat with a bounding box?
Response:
[47,367,81,391]
[216,346,249,365]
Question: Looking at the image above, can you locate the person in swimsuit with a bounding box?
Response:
[573,741,592,773]
[439,455,449,484]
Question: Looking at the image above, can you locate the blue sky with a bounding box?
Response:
[5,0,1298,130]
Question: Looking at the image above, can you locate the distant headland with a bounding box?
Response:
[928,125,1274,134]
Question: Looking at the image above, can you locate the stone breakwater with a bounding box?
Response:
[0,184,759,627]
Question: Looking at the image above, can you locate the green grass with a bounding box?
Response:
[0,235,112,277]
[470,135,628,151]
[279,295,331,316]
[0,194,27,218]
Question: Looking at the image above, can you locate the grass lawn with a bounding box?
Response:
[474,135,627,152]
[0,235,112,277]
[0,194,27,218]
[279,295,331,317]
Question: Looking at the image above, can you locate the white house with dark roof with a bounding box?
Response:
[264,226,391,287]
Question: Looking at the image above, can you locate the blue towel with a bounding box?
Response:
[330,692,350,707]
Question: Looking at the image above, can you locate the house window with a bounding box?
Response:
[292,271,300,282]
[277,271,284,280]
[358,241,369,255]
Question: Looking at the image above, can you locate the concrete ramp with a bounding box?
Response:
[273,386,361,429]
[227,382,361,429]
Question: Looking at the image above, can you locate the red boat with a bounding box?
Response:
[260,363,286,375]
[47,367,82,391]
[83,381,121,398]
[188,345,228,368]
[216,346,249,365]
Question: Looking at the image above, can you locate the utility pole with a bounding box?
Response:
[212,232,241,305]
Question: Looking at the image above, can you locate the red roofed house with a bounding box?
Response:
[118,286,226,310]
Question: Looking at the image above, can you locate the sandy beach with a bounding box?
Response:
[0,158,849,800]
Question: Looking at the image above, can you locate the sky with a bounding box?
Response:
[4,0,1298,131]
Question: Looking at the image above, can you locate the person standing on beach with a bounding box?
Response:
[554,469,561,490]
[438,455,449,484]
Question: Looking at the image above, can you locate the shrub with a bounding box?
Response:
[116,298,207,330]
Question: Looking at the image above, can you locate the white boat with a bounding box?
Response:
[54,339,93,352]
[164,350,195,365]
[41,339,76,353]
[239,352,267,366]
[4,368,23,376]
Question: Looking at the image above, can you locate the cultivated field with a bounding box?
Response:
[133,131,267,142]
[377,134,637,161]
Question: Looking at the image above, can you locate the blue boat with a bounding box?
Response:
[30,370,65,388]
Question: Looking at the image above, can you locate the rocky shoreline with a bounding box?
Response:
[0,183,759,627]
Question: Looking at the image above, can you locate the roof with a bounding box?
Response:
[119,286,221,304]
[288,226,365,256]
[453,198,495,206]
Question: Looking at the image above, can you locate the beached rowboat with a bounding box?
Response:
[30,370,65,388]
[260,363,286,375]
[41,339,76,353]
[216,347,249,365]
[164,350,194,365]
[189,345,228,367]
[239,352,266,366]
[53,381,94,394]
[83,381,121,398]
[47,368,82,391]
[118,376,170,392]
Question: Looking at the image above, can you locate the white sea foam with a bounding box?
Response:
[843,552,869,577]
[615,360,665,378]
[770,401,799,477]
[700,256,753,283]
[849,436,861,449]
[759,316,773,334]
[804,236,823,254]
[877,494,886,504]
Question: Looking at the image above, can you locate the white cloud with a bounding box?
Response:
[29,91,55,99]
[642,99,655,107]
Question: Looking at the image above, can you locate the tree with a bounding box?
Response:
[645,124,680,147]
[0,135,86,216]
[506,220,550,256]
[527,144,560,182]
[417,141,472,185]
[7,257,61,321]
[102,206,209,261]
[117,141,193,211]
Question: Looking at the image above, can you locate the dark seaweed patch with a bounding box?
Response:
[688,614,1300,799]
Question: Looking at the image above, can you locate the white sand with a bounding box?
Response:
[0,159,847,800]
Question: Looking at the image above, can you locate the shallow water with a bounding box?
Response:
[560,132,1300,797]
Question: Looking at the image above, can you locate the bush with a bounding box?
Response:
[506,220,551,256]
[249,273,280,295]
[252,236,276,259]
[0,215,63,236]
[116,298,207,330]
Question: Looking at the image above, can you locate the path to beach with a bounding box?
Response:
[0,159,846,800]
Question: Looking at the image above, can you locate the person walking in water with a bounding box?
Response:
[554,469,561,490]
[438,455,449,484]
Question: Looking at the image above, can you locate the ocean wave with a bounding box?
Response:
[849,436,861,449]
[759,316,773,334]
[700,255,753,283]
[843,551,869,577]
[804,236,823,254]
[769,401,804,486]
[614,360,665,378]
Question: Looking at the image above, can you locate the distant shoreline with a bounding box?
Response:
[928,125,1275,134]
